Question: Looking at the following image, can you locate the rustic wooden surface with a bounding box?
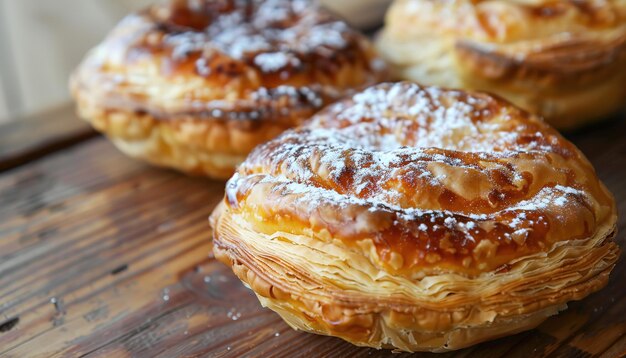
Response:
[0,105,624,358]
[0,105,96,172]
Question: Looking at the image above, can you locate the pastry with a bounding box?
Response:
[71,0,386,179]
[376,0,626,129]
[211,82,619,352]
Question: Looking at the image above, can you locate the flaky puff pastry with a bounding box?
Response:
[376,0,626,130]
[71,0,386,179]
[210,82,619,352]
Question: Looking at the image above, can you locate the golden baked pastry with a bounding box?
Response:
[376,0,626,129]
[211,82,619,352]
[71,0,386,179]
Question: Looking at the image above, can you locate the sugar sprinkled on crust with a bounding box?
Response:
[227,82,604,273]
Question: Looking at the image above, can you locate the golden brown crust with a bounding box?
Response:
[376,0,626,129]
[210,82,619,352]
[71,0,387,178]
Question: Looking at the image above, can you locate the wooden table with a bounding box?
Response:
[0,105,624,358]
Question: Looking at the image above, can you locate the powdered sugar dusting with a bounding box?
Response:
[254,52,301,72]
[229,83,599,270]
[158,0,354,69]
[103,0,383,122]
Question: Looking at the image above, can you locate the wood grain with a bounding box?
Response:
[0,104,96,172]
[0,112,624,357]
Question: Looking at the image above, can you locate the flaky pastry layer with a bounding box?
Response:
[376,0,626,129]
[211,82,619,352]
[71,0,386,178]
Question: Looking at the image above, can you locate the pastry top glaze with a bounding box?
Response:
[72,0,385,126]
[384,0,626,85]
[225,82,616,277]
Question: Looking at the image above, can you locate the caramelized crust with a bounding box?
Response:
[211,82,619,351]
[71,0,386,178]
[376,0,626,129]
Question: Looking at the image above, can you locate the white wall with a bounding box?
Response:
[0,74,7,123]
[0,0,153,122]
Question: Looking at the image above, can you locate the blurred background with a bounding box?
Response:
[0,0,390,124]
[0,0,155,123]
